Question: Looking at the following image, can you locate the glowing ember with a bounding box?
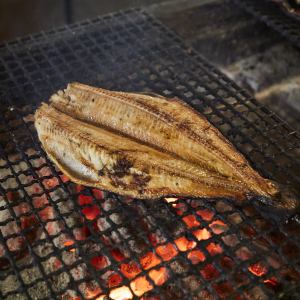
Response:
[174,236,196,251]
[64,240,75,252]
[109,286,133,300]
[92,189,104,199]
[130,275,153,296]
[82,205,101,220]
[188,249,205,264]
[108,273,123,288]
[206,243,223,256]
[200,264,220,280]
[85,287,102,299]
[78,195,93,205]
[264,277,278,286]
[140,252,161,270]
[248,263,267,277]
[196,209,214,221]
[209,219,228,234]
[183,215,200,228]
[149,267,169,285]
[193,228,211,240]
[156,243,178,261]
[111,248,125,262]
[120,261,141,279]
[164,197,178,203]
[90,255,108,270]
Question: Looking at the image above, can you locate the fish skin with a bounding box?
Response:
[35,82,282,201]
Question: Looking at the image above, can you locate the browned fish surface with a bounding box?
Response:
[35,82,294,208]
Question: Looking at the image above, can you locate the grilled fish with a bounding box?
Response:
[34,83,297,210]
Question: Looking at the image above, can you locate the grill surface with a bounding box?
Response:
[0,8,300,300]
[235,0,300,49]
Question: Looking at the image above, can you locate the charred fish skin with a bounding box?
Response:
[34,83,298,211]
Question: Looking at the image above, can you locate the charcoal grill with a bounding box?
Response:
[235,0,300,49]
[0,8,299,300]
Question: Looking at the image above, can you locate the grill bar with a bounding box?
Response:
[0,8,299,300]
[234,0,300,49]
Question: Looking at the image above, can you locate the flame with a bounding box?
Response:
[164,197,178,203]
[264,277,278,286]
[130,276,153,296]
[248,263,267,277]
[108,286,133,300]
[64,240,75,252]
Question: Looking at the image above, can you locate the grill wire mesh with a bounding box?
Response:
[234,0,300,49]
[0,8,300,300]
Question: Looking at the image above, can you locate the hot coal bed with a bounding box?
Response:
[0,9,300,300]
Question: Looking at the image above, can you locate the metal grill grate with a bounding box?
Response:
[234,0,300,49]
[0,8,299,300]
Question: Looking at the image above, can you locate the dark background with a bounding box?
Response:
[1,0,299,129]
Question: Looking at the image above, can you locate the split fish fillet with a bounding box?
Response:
[34,82,298,211]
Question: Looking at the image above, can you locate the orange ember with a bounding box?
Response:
[174,236,196,252]
[130,276,153,296]
[120,261,141,279]
[149,267,169,286]
[183,215,200,228]
[200,264,220,281]
[209,219,228,234]
[188,249,205,264]
[109,286,133,300]
[108,273,123,288]
[156,243,178,261]
[196,209,214,221]
[111,249,125,262]
[82,205,101,220]
[90,255,108,270]
[206,243,223,256]
[193,228,211,241]
[140,252,161,270]
[248,263,267,277]
[92,188,104,199]
[78,195,93,205]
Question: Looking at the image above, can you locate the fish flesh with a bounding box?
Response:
[34,83,297,210]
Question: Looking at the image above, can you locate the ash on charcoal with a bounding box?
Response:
[169,257,190,274]
[0,274,20,295]
[51,271,70,293]
[5,294,27,300]
[28,280,50,299]
[70,263,88,281]
[20,266,42,284]
[215,200,233,213]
